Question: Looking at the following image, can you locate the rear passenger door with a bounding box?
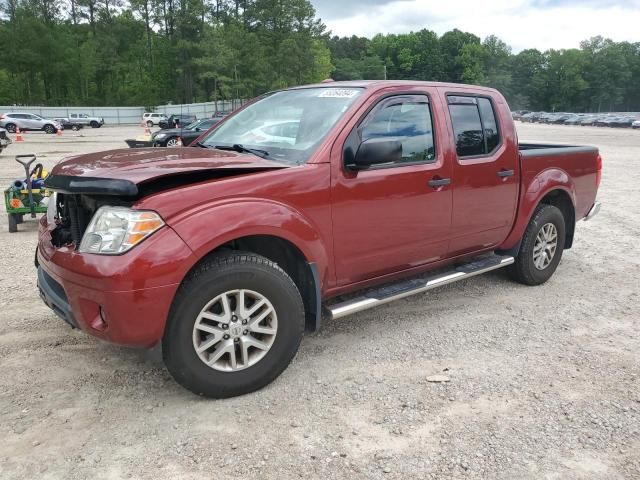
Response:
[443,93,519,256]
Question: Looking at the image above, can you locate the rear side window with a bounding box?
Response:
[361,96,436,164]
[448,95,501,157]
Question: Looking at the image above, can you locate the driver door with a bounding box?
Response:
[331,94,453,286]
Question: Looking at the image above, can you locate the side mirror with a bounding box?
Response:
[350,138,402,169]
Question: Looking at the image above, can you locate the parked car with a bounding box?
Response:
[511,110,531,120]
[151,118,220,147]
[159,114,197,129]
[67,113,104,128]
[52,118,84,131]
[0,113,61,134]
[608,117,635,128]
[212,112,230,119]
[580,115,600,126]
[0,127,11,153]
[632,120,640,129]
[142,112,168,127]
[38,81,601,398]
[563,115,583,125]
[549,114,573,124]
[520,112,539,123]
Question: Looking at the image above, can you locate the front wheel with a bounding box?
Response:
[508,204,565,286]
[165,137,179,147]
[44,124,56,134]
[5,123,16,133]
[146,120,154,127]
[71,124,80,131]
[163,252,305,398]
[90,121,101,128]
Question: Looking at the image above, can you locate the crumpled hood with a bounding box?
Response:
[46,147,289,196]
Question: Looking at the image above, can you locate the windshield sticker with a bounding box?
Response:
[318,89,360,98]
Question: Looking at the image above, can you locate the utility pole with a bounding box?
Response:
[384,64,387,80]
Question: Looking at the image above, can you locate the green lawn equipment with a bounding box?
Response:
[4,155,50,233]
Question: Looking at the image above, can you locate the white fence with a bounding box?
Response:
[0,99,246,125]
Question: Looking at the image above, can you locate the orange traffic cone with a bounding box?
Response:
[176,137,183,147]
[144,125,151,136]
[15,127,23,142]
[140,119,146,128]
[56,127,62,136]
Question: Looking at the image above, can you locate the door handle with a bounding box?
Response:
[428,177,451,188]
[497,169,515,178]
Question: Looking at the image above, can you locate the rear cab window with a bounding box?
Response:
[447,95,501,158]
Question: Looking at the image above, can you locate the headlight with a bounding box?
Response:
[154,133,166,139]
[79,206,164,255]
[46,192,58,225]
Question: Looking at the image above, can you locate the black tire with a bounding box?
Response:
[71,124,80,131]
[8,214,18,233]
[90,121,100,128]
[146,120,153,127]
[5,123,16,133]
[163,252,305,398]
[44,124,56,134]
[508,204,565,286]
[16,214,24,224]
[165,136,179,147]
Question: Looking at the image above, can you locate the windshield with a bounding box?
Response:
[200,87,364,163]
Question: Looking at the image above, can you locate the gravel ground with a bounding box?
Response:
[0,124,638,480]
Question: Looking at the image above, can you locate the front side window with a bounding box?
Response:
[200,87,364,164]
[360,96,435,164]
[448,95,501,157]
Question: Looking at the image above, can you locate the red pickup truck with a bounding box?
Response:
[37,81,601,397]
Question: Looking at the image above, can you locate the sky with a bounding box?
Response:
[313,0,640,52]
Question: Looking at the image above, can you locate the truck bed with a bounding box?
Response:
[519,143,598,157]
[517,142,600,223]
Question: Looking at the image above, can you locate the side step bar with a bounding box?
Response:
[327,254,514,320]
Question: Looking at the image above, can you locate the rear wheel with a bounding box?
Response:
[163,252,305,398]
[508,204,565,286]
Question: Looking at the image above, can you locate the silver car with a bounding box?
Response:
[0,112,61,134]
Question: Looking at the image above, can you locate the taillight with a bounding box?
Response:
[595,154,602,188]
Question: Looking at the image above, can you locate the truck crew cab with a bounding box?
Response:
[37,81,602,397]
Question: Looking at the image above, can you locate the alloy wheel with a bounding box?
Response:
[533,222,558,270]
[192,289,278,372]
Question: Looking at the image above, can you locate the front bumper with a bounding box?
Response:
[584,201,601,221]
[38,266,78,329]
[37,220,197,347]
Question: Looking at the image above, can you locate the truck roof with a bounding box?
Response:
[289,80,501,93]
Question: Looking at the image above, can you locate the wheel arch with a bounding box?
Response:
[500,175,577,254]
[538,189,575,249]
[180,234,322,333]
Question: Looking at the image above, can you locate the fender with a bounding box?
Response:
[499,167,576,251]
[168,197,331,291]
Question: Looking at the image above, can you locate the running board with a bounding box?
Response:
[327,254,514,320]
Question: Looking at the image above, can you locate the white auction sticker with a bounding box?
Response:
[318,89,360,98]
